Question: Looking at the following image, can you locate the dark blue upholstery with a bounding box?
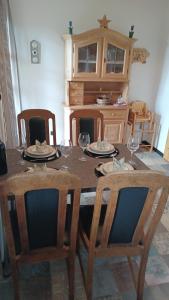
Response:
[108,187,148,243]
[9,189,72,254]
[80,187,148,244]
[80,118,94,143]
[25,189,59,250]
[29,117,46,145]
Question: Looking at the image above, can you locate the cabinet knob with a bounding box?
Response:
[112,112,114,116]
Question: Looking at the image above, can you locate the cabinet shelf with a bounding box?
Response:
[84,90,121,94]
[78,60,96,63]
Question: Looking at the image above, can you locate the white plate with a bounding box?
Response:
[88,142,115,154]
[25,148,56,158]
[26,145,56,157]
[99,161,133,175]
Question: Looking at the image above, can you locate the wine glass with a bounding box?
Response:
[16,143,26,165]
[127,131,140,166]
[78,132,90,161]
[59,139,72,170]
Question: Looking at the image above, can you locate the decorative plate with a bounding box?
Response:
[87,142,115,154]
[26,145,56,157]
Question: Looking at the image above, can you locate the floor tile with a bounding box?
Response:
[111,261,136,293]
[153,232,169,255]
[145,256,169,286]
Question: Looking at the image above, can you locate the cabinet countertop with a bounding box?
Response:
[64,104,129,110]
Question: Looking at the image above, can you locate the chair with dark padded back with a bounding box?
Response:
[78,170,169,300]
[17,109,56,146]
[0,170,81,300]
[69,109,104,145]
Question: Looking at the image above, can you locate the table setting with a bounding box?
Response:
[84,140,119,158]
[95,157,134,177]
[22,140,61,163]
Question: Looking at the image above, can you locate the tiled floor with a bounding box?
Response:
[1,150,169,300]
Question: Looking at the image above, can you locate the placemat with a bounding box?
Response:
[95,163,104,177]
[23,150,61,163]
[84,147,119,158]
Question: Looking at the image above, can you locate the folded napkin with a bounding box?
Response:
[96,140,113,151]
[112,157,125,170]
[96,157,133,176]
[35,140,47,153]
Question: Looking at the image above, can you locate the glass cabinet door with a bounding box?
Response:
[78,43,97,73]
[73,39,102,78]
[102,40,129,80]
[106,44,125,73]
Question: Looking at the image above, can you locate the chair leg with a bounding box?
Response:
[85,252,95,300]
[66,255,75,300]
[136,254,148,300]
[11,262,20,300]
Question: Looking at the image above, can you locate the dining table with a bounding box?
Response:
[0,144,148,191]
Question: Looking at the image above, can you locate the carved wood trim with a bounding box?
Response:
[132,48,150,64]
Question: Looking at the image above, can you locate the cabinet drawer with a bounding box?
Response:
[100,109,127,119]
[69,96,83,106]
[70,89,84,97]
[69,82,84,90]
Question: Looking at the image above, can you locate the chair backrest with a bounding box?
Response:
[129,101,147,116]
[17,109,56,146]
[0,170,81,262]
[69,109,104,145]
[88,170,169,254]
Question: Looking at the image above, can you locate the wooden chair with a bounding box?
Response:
[17,109,56,146]
[69,109,104,145]
[128,101,151,131]
[78,170,169,300]
[128,101,156,151]
[0,170,81,300]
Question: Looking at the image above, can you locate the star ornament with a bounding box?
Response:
[98,15,111,28]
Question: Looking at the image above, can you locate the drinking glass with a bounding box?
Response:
[16,143,26,165]
[59,139,72,170]
[127,131,140,166]
[78,132,90,161]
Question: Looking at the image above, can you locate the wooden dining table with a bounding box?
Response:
[0,144,148,192]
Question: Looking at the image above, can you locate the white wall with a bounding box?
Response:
[10,0,169,148]
[154,1,169,152]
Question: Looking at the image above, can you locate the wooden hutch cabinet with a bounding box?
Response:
[63,16,135,144]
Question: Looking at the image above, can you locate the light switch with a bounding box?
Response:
[30,40,41,64]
